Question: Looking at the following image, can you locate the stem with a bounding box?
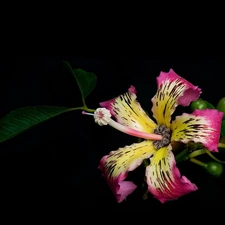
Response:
[205,149,225,164]
[70,106,95,112]
[187,148,225,164]
[82,97,87,109]
[189,158,207,168]
[188,149,206,158]
[175,148,189,163]
[218,143,225,148]
[142,188,149,200]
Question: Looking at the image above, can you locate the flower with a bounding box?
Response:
[97,69,223,203]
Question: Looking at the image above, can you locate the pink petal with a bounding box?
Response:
[145,146,198,203]
[171,109,223,152]
[98,141,156,203]
[151,69,202,127]
[156,69,202,106]
[192,109,223,152]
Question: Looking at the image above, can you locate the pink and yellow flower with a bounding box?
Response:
[96,69,223,203]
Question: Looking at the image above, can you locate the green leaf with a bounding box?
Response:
[205,100,215,109]
[221,120,225,136]
[0,106,72,143]
[63,61,97,99]
[73,68,97,99]
[62,60,74,75]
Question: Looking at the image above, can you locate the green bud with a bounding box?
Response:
[216,97,225,118]
[190,98,207,112]
[205,161,223,177]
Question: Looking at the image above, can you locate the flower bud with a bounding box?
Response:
[216,97,225,119]
[205,161,223,177]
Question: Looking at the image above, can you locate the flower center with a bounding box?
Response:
[153,125,171,150]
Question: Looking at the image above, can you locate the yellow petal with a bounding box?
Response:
[145,146,198,203]
[98,140,156,202]
[100,140,156,178]
[100,86,157,133]
[171,109,223,152]
[151,69,201,127]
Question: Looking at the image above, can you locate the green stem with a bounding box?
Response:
[218,143,225,148]
[175,148,189,163]
[71,96,96,112]
[189,158,207,168]
[82,97,88,109]
[205,149,225,164]
[188,148,225,164]
[188,149,206,158]
[70,106,95,112]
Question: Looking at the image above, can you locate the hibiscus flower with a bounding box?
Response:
[87,69,223,203]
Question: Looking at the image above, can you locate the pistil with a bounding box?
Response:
[82,108,163,141]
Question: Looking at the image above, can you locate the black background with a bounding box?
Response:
[0,57,225,218]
